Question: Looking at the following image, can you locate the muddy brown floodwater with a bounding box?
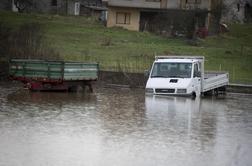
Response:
[0,82,252,166]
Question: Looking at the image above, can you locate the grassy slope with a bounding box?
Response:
[1,11,252,84]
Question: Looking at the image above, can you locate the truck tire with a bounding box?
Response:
[192,92,196,99]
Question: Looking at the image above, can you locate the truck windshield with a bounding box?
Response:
[151,62,192,78]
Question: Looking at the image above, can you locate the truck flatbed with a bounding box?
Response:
[203,71,229,92]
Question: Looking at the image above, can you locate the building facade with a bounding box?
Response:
[0,0,104,16]
[106,0,222,35]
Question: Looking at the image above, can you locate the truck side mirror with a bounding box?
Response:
[194,71,201,78]
[144,70,150,77]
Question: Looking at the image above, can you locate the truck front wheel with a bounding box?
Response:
[192,92,196,99]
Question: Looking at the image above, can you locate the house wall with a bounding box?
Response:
[107,7,140,31]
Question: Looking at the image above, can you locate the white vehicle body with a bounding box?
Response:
[145,56,229,97]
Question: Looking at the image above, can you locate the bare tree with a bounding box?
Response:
[13,0,33,13]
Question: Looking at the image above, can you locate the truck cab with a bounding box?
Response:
[145,56,203,97]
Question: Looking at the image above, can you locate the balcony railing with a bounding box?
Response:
[107,0,161,9]
[107,0,209,10]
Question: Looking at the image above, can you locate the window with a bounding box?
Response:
[151,63,192,78]
[116,12,131,25]
[186,0,201,4]
[193,63,200,77]
[51,0,57,6]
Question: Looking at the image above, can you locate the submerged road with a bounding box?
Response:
[0,83,252,166]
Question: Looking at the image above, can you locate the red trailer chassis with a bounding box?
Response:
[10,76,96,92]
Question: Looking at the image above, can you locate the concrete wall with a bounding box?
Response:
[107,7,140,31]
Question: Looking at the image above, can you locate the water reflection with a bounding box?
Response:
[145,95,217,152]
[0,84,251,166]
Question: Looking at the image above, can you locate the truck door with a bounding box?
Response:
[193,63,201,96]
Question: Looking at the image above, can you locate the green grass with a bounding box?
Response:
[1,11,252,84]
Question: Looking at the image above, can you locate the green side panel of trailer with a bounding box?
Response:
[9,59,99,80]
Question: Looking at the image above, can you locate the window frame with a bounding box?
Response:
[116,12,131,25]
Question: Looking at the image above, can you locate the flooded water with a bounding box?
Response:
[0,82,252,166]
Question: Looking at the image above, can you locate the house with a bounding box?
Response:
[105,0,223,35]
[0,0,106,17]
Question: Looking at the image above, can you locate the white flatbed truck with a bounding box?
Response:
[145,56,229,97]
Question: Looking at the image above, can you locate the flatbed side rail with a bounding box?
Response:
[155,55,204,61]
[203,72,229,92]
[9,59,99,82]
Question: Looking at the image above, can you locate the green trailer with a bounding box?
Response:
[9,59,99,92]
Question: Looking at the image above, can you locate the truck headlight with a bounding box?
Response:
[145,88,154,93]
[177,89,187,94]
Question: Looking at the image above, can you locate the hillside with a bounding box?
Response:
[0,11,251,84]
